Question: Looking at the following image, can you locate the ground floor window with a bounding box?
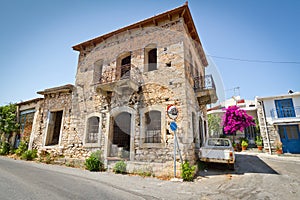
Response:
[45,110,63,146]
[145,110,161,143]
[86,116,100,143]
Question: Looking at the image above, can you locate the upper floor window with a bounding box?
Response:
[275,98,295,118]
[145,110,161,143]
[86,116,100,143]
[117,52,131,79]
[144,44,157,72]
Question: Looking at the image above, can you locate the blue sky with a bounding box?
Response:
[1,0,299,105]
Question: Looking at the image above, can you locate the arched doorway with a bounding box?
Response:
[110,112,131,158]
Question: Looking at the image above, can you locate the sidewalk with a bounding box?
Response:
[236,148,300,163]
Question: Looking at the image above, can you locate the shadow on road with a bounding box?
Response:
[198,154,278,177]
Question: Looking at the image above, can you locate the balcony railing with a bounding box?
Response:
[193,75,217,105]
[96,64,141,92]
[194,75,216,91]
[270,107,300,119]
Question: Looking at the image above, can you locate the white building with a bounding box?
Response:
[208,96,258,146]
[256,92,300,153]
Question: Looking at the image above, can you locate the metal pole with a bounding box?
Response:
[175,132,183,164]
[174,130,177,178]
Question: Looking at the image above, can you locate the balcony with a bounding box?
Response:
[194,75,218,105]
[270,107,300,119]
[95,64,141,93]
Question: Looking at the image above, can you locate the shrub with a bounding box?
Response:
[0,142,10,155]
[85,150,104,171]
[21,149,37,160]
[181,161,196,182]
[15,141,28,156]
[113,160,127,174]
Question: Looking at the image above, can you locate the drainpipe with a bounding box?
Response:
[260,100,272,154]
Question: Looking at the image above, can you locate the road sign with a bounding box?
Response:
[167,105,178,120]
[170,121,177,131]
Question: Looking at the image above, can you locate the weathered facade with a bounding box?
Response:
[24,4,217,175]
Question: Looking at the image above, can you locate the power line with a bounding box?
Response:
[206,54,300,64]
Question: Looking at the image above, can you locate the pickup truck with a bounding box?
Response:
[199,138,235,170]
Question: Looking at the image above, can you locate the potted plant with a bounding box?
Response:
[241,140,248,151]
[255,136,263,151]
[274,140,283,154]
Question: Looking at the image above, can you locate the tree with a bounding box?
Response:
[0,103,19,142]
[208,114,221,137]
[222,105,255,135]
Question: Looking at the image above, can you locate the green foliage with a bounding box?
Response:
[0,104,19,137]
[85,150,104,171]
[255,136,263,146]
[241,140,248,147]
[0,142,10,155]
[208,114,221,136]
[21,149,37,160]
[113,160,127,174]
[15,141,28,156]
[181,161,196,182]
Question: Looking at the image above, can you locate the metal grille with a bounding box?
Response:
[145,111,161,143]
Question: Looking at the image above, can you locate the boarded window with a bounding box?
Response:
[145,110,161,143]
[45,111,63,146]
[87,117,99,143]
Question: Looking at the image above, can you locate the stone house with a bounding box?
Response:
[22,4,217,175]
[256,91,300,154]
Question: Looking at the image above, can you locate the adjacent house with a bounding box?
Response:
[18,3,217,175]
[207,96,258,146]
[256,91,300,154]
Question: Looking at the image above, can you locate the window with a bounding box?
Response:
[148,48,157,71]
[93,59,103,83]
[45,110,63,146]
[145,110,161,143]
[120,55,131,78]
[275,99,295,118]
[279,125,299,140]
[86,117,100,143]
[144,44,157,72]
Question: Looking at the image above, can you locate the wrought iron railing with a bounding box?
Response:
[98,64,141,85]
[193,74,216,91]
[270,107,300,119]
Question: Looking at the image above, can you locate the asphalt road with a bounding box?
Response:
[1,153,300,200]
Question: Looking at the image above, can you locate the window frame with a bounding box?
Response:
[43,109,64,147]
[140,105,166,148]
[144,44,158,72]
[84,113,102,148]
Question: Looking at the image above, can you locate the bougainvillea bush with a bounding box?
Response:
[222,105,255,135]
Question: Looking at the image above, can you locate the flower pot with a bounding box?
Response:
[242,146,247,151]
[276,149,282,154]
[257,146,263,151]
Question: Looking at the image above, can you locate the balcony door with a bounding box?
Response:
[120,55,131,79]
[275,99,295,118]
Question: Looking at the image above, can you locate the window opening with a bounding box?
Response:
[120,55,131,79]
[87,117,99,143]
[145,111,161,143]
[148,48,157,71]
[45,111,63,146]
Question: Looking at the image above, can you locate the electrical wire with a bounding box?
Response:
[206,54,300,64]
